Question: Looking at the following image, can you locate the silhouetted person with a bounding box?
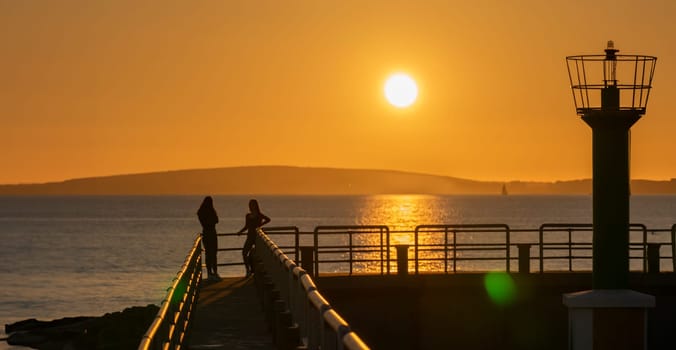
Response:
[197,196,220,281]
[237,199,270,277]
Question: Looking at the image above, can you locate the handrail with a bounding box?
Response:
[538,223,652,273]
[217,223,675,276]
[138,234,202,350]
[322,309,351,350]
[415,224,510,274]
[314,225,390,276]
[538,224,592,273]
[255,228,370,350]
[343,332,371,350]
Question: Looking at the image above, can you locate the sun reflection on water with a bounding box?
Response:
[356,195,446,230]
[315,195,519,274]
[352,195,451,273]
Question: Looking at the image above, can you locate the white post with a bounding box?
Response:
[563,289,654,350]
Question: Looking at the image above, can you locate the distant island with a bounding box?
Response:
[0,166,674,195]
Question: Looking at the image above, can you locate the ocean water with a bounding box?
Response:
[1,195,674,348]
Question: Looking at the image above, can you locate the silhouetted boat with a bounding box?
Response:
[501,184,508,196]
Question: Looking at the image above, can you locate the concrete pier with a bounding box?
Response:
[316,273,676,350]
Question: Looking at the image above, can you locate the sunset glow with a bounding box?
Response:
[1,1,675,184]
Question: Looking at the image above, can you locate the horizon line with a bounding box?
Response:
[1,165,674,186]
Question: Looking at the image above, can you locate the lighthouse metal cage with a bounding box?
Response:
[566,49,656,116]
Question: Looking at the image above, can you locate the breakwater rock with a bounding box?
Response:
[5,304,159,350]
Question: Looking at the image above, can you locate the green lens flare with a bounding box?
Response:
[171,279,187,305]
[484,272,517,306]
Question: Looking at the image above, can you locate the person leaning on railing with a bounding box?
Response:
[237,199,271,277]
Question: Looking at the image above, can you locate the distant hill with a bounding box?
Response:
[0,166,674,195]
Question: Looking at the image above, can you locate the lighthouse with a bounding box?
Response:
[563,42,657,350]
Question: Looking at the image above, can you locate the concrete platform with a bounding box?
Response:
[186,277,275,350]
[316,272,676,350]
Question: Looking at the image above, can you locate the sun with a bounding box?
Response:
[384,73,418,108]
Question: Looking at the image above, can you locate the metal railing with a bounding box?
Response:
[536,223,658,273]
[219,223,676,277]
[255,228,370,350]
[314,226,391,276]
[538,223,592,273]
[138,234,202,350]
[414,224,510,274]
[215,226,302,269]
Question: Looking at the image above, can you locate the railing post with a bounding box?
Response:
[277,307,300,350]
[414,228,420,274]
[517,244,531,274]
[394,245,409,276]
[272,299,286,345]
[539,225,545,273]
[647,243,661,274]
[300,246,315,277]
[262,279,276,323]
[505,225,511,273]
[348,232,353,275]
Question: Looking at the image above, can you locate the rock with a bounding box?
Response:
[5,317,95,334]
[5,304,159,350]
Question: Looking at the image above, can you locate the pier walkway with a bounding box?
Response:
[186,277,274,350]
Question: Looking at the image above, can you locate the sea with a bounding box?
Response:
[1,195,675,348]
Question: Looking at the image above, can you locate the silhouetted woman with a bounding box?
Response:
[197,196,220,281]
[237,199,271,277]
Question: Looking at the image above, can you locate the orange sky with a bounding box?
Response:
[1,0,675,184]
